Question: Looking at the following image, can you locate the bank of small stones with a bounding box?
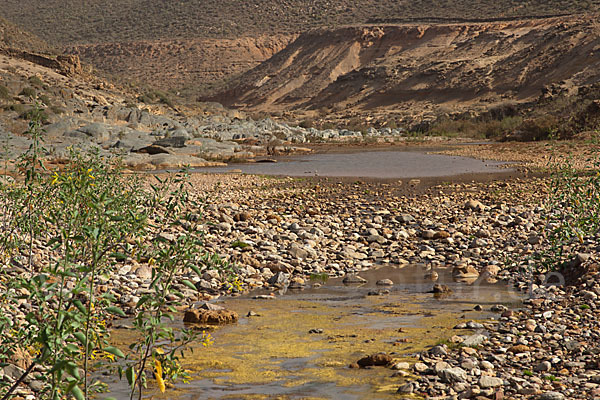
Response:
[388,259,600,400]
[2,173,598,399]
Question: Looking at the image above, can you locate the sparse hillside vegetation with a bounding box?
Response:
[0,0,598,45]
[0,16,53,53]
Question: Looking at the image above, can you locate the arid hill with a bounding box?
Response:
[0,16,53,54]
[0,0,598,45]
[65,35,294,97]
[211,15,600,127]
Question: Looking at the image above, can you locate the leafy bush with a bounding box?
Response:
[138,90,175,108]
[7,103,29,113]
[541,152,600,269]
[38,94,51,106]
[516,115,558,141]
[49,105,66,114]
[298,118,314,129]
[0,85,11,100]
[19,107,49,123]
[19,87,37,99]
[27,75,44,88]
[0,106,227,399]
[428,115,524,139]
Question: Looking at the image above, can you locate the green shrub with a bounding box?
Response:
[19,107,49,123]
[138,90,175,108]
[27,75,44,88]
[540,152,600,270]
[38,94,51,105]
[0,108,227,399]
[19,87,37,98]
[49,105,66,114]
[0,85,11,100]
[345,117,369,134]
[7,103,28,113]
[299,118,314,129]
[517,115,558,141]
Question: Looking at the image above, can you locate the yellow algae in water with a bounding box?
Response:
[179,296,465,393]
[135,286,483,399]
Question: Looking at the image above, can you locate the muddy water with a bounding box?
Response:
[107,265,522,399]
[193,150,512,178]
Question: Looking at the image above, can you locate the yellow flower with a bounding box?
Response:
[51,172,59,185]
[200,331,214,347]
[154,358,166,393]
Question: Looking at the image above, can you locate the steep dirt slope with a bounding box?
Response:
[212,15,600,125]
[0,17,53,53]
[65,35,295,96]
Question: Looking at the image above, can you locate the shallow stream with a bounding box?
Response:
[193,149,512,179]
[108,265,522,399]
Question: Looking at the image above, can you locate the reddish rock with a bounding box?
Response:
[508,344,531,353]
[183,308,238,324]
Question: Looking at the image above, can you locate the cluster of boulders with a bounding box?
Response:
[1,101,419,171]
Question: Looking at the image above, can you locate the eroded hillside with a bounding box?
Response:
[65,35,295,96]
[1,0,598,45]
[212,15,600,127]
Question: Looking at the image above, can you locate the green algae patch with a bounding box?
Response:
[172,293,465,399]
[104,264,523,399]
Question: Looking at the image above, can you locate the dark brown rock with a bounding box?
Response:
[233,211,251,222]
[508,344,531,353]
[356,353,392,368]
[431,284,452,294]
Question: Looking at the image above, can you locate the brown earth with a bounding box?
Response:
[437,137,600,171]
[65,35,295,96]
[0,17,53,54]
[211,15,600,127]
[3,1,597,45]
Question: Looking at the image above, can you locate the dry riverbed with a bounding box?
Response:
[3,167,599,400]
[437,139,600,172]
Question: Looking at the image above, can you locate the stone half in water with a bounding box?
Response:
[342,275,367,285]
[183,303,238,325]
[429,284,452,294]
[350,352,393,368]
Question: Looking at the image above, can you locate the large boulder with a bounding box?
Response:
[77,123,111,142]
[183,303,238,324]
[356,353,392,367]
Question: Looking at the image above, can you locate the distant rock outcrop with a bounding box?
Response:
[212,15,600,126]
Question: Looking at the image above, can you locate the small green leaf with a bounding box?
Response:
[65,343,80,354]
[103,346,125,358]
[73,331,86,346]
[135,295,150,308]
[111,252,127,262]
[126,366,135,387]
[66,361,80,379]
[106,306,126,317]
[73,300,87,315]
[71,384,85,400]
[190,264,202,276]
[182,280,197,291]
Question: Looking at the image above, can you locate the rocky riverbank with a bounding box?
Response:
[2,170,598,399]
[398,265,600,399]
[171,173,598,400]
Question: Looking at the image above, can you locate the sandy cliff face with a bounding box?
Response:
[212,15,600,123]
[66,35,295,96]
